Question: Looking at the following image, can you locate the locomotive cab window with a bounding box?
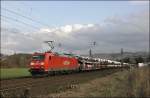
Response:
[32,55,45,60]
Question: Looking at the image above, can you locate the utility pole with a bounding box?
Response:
[92,41,96,57]
[89,41,96,57]
[93,41,96,46]
[58,43,61,48]
[121,48,123,66]
[89,49,92,57]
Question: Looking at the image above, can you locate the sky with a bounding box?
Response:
[1,1,149,55]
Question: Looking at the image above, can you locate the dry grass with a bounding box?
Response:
[127,66,150,97]
[48,66,150,97]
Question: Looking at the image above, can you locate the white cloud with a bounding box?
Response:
[1,9,149,55]
[40,28,51,32]
[73,24,84,31]
[87,24,94,28]
[60,25,72,33]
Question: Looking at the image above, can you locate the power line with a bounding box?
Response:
[2,8,50,28]
[1,15,40,31]
[1,18,36,33]
[1,19,37,48]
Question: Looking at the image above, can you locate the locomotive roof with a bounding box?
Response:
[54,52,77,57]
[33,52,45,55]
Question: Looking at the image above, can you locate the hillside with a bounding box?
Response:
[0,51,149,68]
[83,51,149,63]
[94,51,149,59]
[0,53,32,68]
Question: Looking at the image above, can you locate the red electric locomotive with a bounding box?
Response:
[29,41,128,76]
[29,41,80,76]
[29,51,79,75]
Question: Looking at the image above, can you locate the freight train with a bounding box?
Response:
[28,51,130,76]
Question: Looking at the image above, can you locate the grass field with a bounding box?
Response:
[48,66,150,97]
[0,68,31,79]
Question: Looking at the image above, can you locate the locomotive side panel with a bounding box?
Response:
[47,55,79,71]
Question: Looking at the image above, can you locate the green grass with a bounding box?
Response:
[0,68,31,79]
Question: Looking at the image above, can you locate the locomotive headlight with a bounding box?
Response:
[40,62,44,65]
[30,62,34,65]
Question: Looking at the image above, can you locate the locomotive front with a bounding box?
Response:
[29,53,46,75]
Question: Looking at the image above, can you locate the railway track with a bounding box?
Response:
[0,78,46,91]
[0,68,126,97]
[0,72,76,91]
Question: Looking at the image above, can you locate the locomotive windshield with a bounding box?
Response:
[32,55,45,60]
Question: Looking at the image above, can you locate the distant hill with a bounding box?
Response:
[0,53,32,68]
[94,51,148,59]
[0,51,149,68]
[82,51,149,63]
[82,51,148,58]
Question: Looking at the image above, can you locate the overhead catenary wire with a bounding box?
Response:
[1,15,40,31]
[2,8,50,28]
[1,18,36,34]
[1,8,53,54]
[1,15,54,54]
[1,18,37,42]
